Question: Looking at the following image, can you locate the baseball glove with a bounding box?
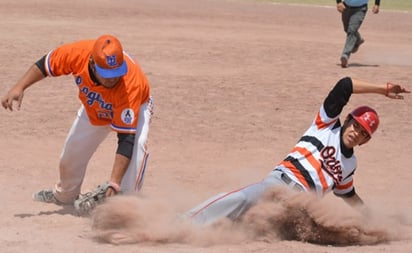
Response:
[74,181,119,216]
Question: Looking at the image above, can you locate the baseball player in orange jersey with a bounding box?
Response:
[185,77,410,226]
[2,35,153,213]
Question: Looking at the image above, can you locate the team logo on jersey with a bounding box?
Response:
[121,108,135,125]
[80,86,112,111]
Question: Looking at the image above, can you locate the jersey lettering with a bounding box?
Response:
[75,76,82,85]
[320,146,342,183]
[97,111,112,119]
[80,86,112,110]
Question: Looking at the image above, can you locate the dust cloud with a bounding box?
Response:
[91,195,248,246]
[240,187,412,245]
[91,188,412,246]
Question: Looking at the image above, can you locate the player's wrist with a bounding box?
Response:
[385,83,390,97]
[108,181,121,193]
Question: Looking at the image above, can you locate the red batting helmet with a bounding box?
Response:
[349,106,379,136]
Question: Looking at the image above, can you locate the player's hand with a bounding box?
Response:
[1,87,25,111]
[337,3,345,13]
[385,83,411,99]
[105,187,117,197]
[372,5,380,14]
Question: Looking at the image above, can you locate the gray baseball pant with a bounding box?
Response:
[341,5,367,58]
[186,169,304,226]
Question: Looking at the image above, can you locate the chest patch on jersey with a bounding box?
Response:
[121,108,135,125]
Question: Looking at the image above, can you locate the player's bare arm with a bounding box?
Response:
[107,154,131,197]
[351,78,410,98]
[103,132,136,197]
[1,64,45,111]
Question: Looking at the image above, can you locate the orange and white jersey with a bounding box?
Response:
[276,105,357,197]
[43,40,150,134]
[275,77,358,198]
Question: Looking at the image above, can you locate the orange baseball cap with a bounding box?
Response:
[92,35,128,78]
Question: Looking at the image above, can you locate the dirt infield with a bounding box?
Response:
[1,0,411,252]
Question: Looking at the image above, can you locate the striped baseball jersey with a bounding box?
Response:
[276,77,357,198]
[43,40,150,133]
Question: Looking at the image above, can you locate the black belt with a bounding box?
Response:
[344,3,367,9]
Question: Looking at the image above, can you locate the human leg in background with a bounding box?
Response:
[340,6,367,67]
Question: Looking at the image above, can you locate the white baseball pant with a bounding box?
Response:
[53,98,153,204]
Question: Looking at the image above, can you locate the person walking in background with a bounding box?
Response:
[337,0,381,68]
[1,35,153,214]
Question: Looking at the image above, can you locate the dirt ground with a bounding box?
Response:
[1,0,412,252]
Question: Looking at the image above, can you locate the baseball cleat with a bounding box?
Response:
[33,189,62,204]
